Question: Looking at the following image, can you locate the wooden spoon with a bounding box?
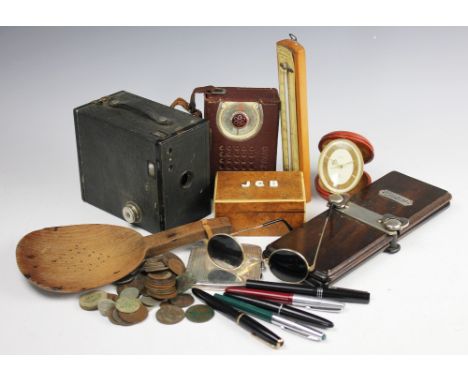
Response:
[16,217,231,293]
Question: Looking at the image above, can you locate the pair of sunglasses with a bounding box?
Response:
[206,218,311,283]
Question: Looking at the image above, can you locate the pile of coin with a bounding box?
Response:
[80,252,214,326]
[79,252,214,326]
[79,287,149,326]
[143,253,186,300]
[144,271,177,300]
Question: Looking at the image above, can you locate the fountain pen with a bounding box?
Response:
[225,287,344,312]
[224,292,334,328]
[215,294,326,342]
[192,288,284,349]
[246,279,370,303]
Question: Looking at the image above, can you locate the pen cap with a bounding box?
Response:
[316,286,370,303]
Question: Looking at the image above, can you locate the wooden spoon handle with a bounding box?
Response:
[142,217,232,257]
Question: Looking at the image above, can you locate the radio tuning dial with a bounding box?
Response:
[231,112,249,128]
[216,102,263,142]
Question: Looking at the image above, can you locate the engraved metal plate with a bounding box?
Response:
[379,189,414,206]
[216,101,263,142]
[186,243,263,289]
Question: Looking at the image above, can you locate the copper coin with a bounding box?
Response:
[144,266,169,273]
[107,308,121,325]
[167,257,186,276]
[118,304,148,324]
[145,253,167,262]
[145,285,176,292]
[109,307,133,326]
[145,286,173,294]
[107,293,119,301]
[170,294,194,308]
[144,260,168,271]
[145,289,176,296]
[159,301,172,308]
[145,284,176,292]
[148,291,178,300]
[156,305,185,325]
[185,304,215,323]
[145,279,176,288]
[161,252,178,263]
[147,271,174,281]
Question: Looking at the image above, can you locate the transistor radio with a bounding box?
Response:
[173,86,280,182]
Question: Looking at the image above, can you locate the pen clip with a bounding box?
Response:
[300,305,343,313]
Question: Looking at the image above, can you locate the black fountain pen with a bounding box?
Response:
[246,280,370,304]
[192,288,284,349]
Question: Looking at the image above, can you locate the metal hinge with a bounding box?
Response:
[328,194,410,254]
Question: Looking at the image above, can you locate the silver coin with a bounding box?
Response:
[113,265,142,285]
[97,299,115,316]
[119,287,140,299]
[140,296,159,307]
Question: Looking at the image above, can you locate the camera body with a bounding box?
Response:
[74,91,211,233]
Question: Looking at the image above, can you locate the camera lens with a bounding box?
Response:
[268,249,309,283]
[207,234,244,270]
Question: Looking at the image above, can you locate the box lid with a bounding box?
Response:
[214,171,305,212]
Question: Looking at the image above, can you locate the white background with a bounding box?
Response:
[0,26,466,355]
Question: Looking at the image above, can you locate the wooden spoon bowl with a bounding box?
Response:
[16,218,231,293]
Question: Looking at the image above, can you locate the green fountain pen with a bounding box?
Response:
[214,294,326,342]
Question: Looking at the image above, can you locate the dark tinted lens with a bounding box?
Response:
[207,234,244,270]
[268,249,309,283]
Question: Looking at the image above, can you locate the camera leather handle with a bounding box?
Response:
[105,98,173,131]
[170,85,217,118]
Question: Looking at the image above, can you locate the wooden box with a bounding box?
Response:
[214,171,306,236]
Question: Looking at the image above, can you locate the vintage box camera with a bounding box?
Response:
[74,91,211,233]
[187,87,280,182]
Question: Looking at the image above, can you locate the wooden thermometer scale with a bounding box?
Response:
[276,34,312,201]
